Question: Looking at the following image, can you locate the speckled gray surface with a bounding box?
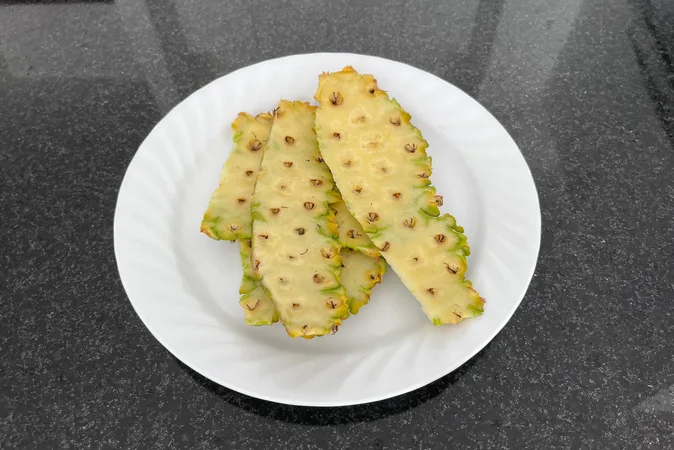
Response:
[1,0,673,448]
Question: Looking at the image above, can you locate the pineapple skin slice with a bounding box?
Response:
[252,100,349,338]
[201,112,274,241]
[238,239,279,325]
[332,200,381,259]
[200,112,277,325]
[203,110,382,326]
[332,198,386,313]
[340,249,386,314]
[314,67,485,324]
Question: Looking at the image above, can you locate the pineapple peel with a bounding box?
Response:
[332,200,380,258]
[340,249,386,314]
[201,112,274,241]
[252,100,350,338]
[200,111,278,326]
[314,66,485,324]
[238,239,278,326]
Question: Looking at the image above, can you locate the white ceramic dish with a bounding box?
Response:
[114,53,541,407]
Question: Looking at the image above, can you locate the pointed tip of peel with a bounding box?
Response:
[255,111,274,122]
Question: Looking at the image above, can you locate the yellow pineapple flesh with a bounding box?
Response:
[314,67,485,324]
[252,101,349,338]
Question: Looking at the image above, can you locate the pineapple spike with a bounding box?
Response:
[252,100,349,338]
[201,112,274,241]
[314,67,485,324]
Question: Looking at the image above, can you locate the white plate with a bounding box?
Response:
[114,53,541,407]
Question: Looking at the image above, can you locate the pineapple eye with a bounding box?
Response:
[369,88,375,94]
[403,217,417,228]
[315,155,324,163]
[434,234,446,243]
[258,234,269,240]
[354,186,362,193]
[303,202,315,210]
[283,161,293,167]
[434,195,444,206]
[295,227,305,235]
[390,117,401,126]
[270,208,281,215]
[380,242,391,252]
[366,212,379,222]
[313,274,326,283]
[249,139,262,151]
[245,170,254,176]
[405,143,417,153]
[329,92,344,106]
[333,132,341,139]
[417,171,429,178]
[426,288,437,296]
[245,300,260,311]
[445,263,458,274]
[392,192,402,199]
[310,179,323,186]
[229,225,241,232]
[285,136,295,144]
[237,198,247,204]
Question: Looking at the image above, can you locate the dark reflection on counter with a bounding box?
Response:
[144,0,217,100]
[628,0,674,144]
[0,0,113,4]
[452,0,505,97]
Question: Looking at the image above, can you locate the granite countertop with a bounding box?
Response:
[1,0,673,448]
